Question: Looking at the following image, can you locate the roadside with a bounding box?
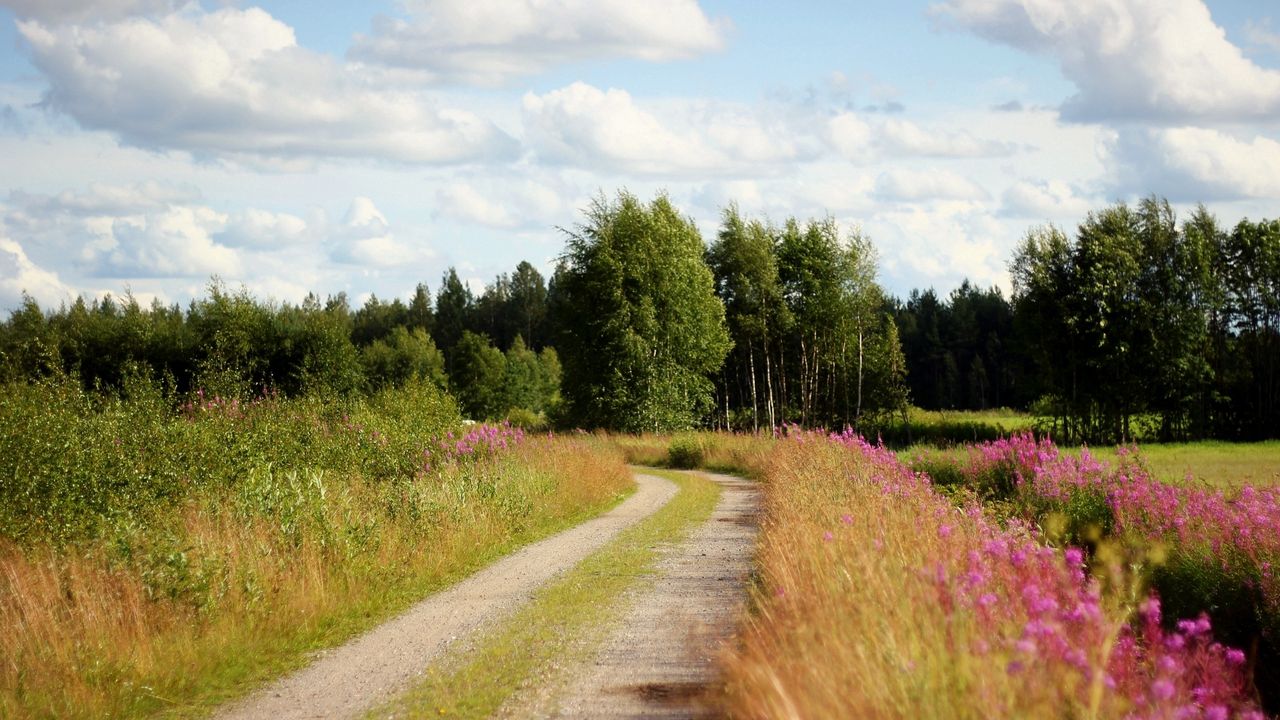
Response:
[214,473,678,720]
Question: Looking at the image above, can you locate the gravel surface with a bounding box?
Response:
[214,473,677,720]
[549,472,760,719]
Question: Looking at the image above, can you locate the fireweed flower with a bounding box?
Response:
[804,429,1262,716]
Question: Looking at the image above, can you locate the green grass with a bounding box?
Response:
[870,407,1035,447]
[1071,440,1280,488]
[370,468,723,719]
[899,439,1280,491]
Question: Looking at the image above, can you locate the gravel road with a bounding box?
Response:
[214,473,678,720]
[548,471,760,719]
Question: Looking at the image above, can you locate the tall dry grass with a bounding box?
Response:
[609,431,775,478]
[719,433,1260,719]
[0,435,629,719]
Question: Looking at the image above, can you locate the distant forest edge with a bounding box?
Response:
[1,191,1277,444]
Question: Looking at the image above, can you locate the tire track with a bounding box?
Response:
[548,472,760,719]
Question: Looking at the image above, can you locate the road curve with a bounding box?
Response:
[215,473,678,720]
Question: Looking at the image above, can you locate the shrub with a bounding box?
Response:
[667,434,705,469]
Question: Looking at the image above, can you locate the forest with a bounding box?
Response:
[1,192,1277,443]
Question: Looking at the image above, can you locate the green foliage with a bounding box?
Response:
[504,406,548,432]
[361,326,447,391]
[554,190,732,432]
[450,331,507,420]
[1010,199,1280,443]
[667,434,706,469]
[501,335,559,415]
[434,268,473,368]
[0,374,461,546]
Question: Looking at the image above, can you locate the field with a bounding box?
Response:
[1076,441,1280,488]
[904,439,1280,490]
[4,376,1279,718]
[606,430,1273,717]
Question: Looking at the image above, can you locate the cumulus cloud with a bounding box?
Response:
[874,168,988,202]
[878,117,1017,157]
[3,183,436,283]
[827,112,875,161]
[329,197,434,267]
[867,201,1010,292]
[350,0,727,84]
[522,82,816,176]
[931,0,1280,123]
[3,183,239,278]
[1000,179,1094,219]
[1107,127,1280,201]
[217,208,311,248]
[0,235,75,308]
[0,0,173,23]
[10,181,201,216]
[97,206,241,278]
[436,178,567,230]
[17,8,517,164]
[827,111,1016,162]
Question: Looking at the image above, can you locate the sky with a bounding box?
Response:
[0,0,1278,313]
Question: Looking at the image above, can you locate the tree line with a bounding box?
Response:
[895,197,1280,443]
[0,263,561,426]
[2,190,1276,441]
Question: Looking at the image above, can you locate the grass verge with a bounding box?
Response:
[370,468,722,719]
[0,433,632,720]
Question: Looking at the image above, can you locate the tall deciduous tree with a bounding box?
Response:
[554,191,731,431]
[707,205,791,431]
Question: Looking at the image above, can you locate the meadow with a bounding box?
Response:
[5,379,1279,719]
[627,429,1275,717]
[0,377,630,719]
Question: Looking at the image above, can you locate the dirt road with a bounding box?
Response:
[517,472,760,719]
[215,473,679,720]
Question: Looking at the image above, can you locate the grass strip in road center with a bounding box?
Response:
[369,468,722,719]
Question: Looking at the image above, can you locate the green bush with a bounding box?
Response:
[667,434,705,469]
[0,374,461,546]
[505,407,548,432]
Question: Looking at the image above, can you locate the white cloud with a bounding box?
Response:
[10,181,200,216]
[874,168,988,202]
[522,82,815,176]
[932,0,1280,123]
[827,111,1016,162]
[827,112,875,161]
[18,8,517,164]
[329,197,434,268]
[878,118,1016,157]
[4,183,238,278]
[217,208,310,248]
[867,201,1010,293]
[1107,127,1280,201]
[99,206,241,278]
[1000,179,1093,219]
[349,0,727,84]
[0,0,172,23]
[436,178,566,230]
[0,235,75,309]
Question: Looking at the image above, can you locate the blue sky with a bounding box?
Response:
[1,0,1278,312]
